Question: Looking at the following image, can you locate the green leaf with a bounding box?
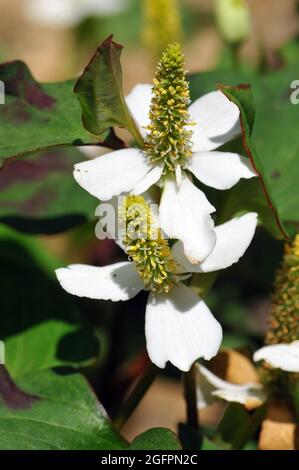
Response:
[200,437,220,450]
[0,147,97,234]
[0,367,127,450]
[0,61,106,166]
[130,428,181,450]
[218,83,289,241]
[74,35,143,146]
[280,40,299,66]
[189,65,299,239]
[0,225,100,377]
[214,402,267,450]
[243,440,258,450]
[217,179,283,239]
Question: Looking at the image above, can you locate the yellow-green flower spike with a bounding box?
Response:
[257,236,299,392]
[266,235,299,345]
[120,195,179,294]
[142,0,182,59]
[145,43,194,175]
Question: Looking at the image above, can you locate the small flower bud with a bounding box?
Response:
[215,0,251,44]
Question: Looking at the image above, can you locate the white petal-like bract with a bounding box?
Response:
[74,148,151,201]
[187,151,256,190]
[159,176,216,264]
[56,262,143,301]
[132,165,163,195]
[126,84,153,138]
[189,90,240,152]
[145,284,222,371]
[196,364,265,410]
[253,342,299,373]
[173,213,258,273]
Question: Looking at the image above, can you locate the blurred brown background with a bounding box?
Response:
[0,0,298,86]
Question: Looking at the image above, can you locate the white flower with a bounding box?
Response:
[196,341,299,410]
[253,342,299,373]
[56,212,257,372]
[196,363,266,411]
[74,86,257,264]
[26,0,129,27]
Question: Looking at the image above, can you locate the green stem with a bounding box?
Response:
[230,41,241,70]
[233,401,268,449]
[113,363,159,430]
[184,364,199,430]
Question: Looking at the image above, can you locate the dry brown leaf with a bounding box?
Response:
[259,400,299,450]
[208,348,260,385]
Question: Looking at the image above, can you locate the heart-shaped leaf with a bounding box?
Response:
[0,367,127,450]
[0,61,108,166]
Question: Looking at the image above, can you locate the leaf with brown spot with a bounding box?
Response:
[0,368,127,450]
[0,147,98,234]
[0,366,38,410]
[0,61,111,166]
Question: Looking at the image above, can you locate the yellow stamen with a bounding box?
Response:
[145,43,194,176]
[120,195,179,293]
